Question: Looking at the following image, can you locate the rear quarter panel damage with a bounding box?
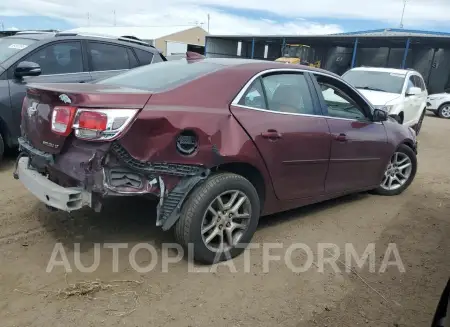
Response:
[114,66,276,228]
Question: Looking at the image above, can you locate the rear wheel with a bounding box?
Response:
[373,144,417,196]
[174,173,260,264]
[437,103,450,119]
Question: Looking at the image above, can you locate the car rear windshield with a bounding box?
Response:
[0,38,37,63]
[342,70,406,94]
[96,59,223,92]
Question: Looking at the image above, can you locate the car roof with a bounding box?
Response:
[5,32,158,52]
[348,66,417,76]
[5,32,56,41]
[199,57,339,77]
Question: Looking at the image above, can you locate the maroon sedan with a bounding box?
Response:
[14,57,418,263]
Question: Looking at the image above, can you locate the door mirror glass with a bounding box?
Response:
[406,86,421,96]
[14,61,42,78]
[373,108,388,122]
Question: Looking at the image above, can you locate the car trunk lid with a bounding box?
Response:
[22,83,151,154]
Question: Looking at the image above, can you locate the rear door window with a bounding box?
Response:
[88,42,131,71]
[261,73,315,115]
[239,78,267,109]
[25,41,83,75]
[134,48,154,66]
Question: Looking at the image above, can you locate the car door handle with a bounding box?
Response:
[261,130,282,140]
[334,133,347,142]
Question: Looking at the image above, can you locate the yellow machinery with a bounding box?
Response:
[275,44,321,68]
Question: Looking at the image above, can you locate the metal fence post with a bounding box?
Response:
[351,38,359,68]
[401,38,411,69]
[251,38,255,59]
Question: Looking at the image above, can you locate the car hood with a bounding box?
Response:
[357,89,400,106]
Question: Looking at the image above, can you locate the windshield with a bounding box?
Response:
[96,59,222,91]
[284,45,309,59]
[342,70,406,94]
[0,38,36,63]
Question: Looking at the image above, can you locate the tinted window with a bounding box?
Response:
[342,70,406,94]
[239,78,266,109]
[407,76,415,90]
[413,75,426,91]
[315,75,367,120]
[134,48,153,66]
[0,38,37,63]
[127,49,139,68]
[261,73,314,115]
[97,60,222,91]
[25,42,83,75]
[88,42,130,71]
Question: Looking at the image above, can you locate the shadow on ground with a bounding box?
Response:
[36,189,369,254]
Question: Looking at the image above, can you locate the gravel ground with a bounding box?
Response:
[0,112,449,327]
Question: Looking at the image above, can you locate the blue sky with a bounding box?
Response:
[2,1,450,35]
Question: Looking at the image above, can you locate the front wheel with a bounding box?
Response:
[174,173,260,264]
[373,144,417,196]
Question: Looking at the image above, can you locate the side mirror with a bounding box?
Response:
[14,61,41,78]
[373,108,388,122]
[406,86,421,96]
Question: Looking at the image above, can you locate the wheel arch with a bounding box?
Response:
[213,161,266,212]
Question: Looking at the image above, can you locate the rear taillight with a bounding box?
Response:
[72,109,138,141]
[51,106,77,136]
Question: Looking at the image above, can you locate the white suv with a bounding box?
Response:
[427,93,450,119]
[342,67,428,133]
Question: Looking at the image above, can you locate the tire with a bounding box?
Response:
[437,103,450,119]
[373,144,417,196]
[0,133,4,164]
[174,172,260,264]
[415,109,426,135]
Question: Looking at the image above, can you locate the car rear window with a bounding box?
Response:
[96,60,222,92]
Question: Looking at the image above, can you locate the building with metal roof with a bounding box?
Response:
[205,28,450,94]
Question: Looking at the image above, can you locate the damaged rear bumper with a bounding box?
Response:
[14,137,210,230]
[17,157,92,211]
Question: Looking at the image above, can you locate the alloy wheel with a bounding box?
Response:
[380,152,413,191]
[441,105,450,118]
[201,190,252,252]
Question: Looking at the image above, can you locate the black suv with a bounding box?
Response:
[0,31,166,160]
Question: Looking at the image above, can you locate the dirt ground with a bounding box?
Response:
[0,112,449,327]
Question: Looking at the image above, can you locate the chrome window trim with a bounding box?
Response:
[231,68,379,124]
[233,104,381,123]
[38,69,127,77]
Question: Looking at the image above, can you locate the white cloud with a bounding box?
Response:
[0,0,449,35]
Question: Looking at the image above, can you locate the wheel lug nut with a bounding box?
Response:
[229,213,233,218]
[219,225,223,229]
[226,223,231,227]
